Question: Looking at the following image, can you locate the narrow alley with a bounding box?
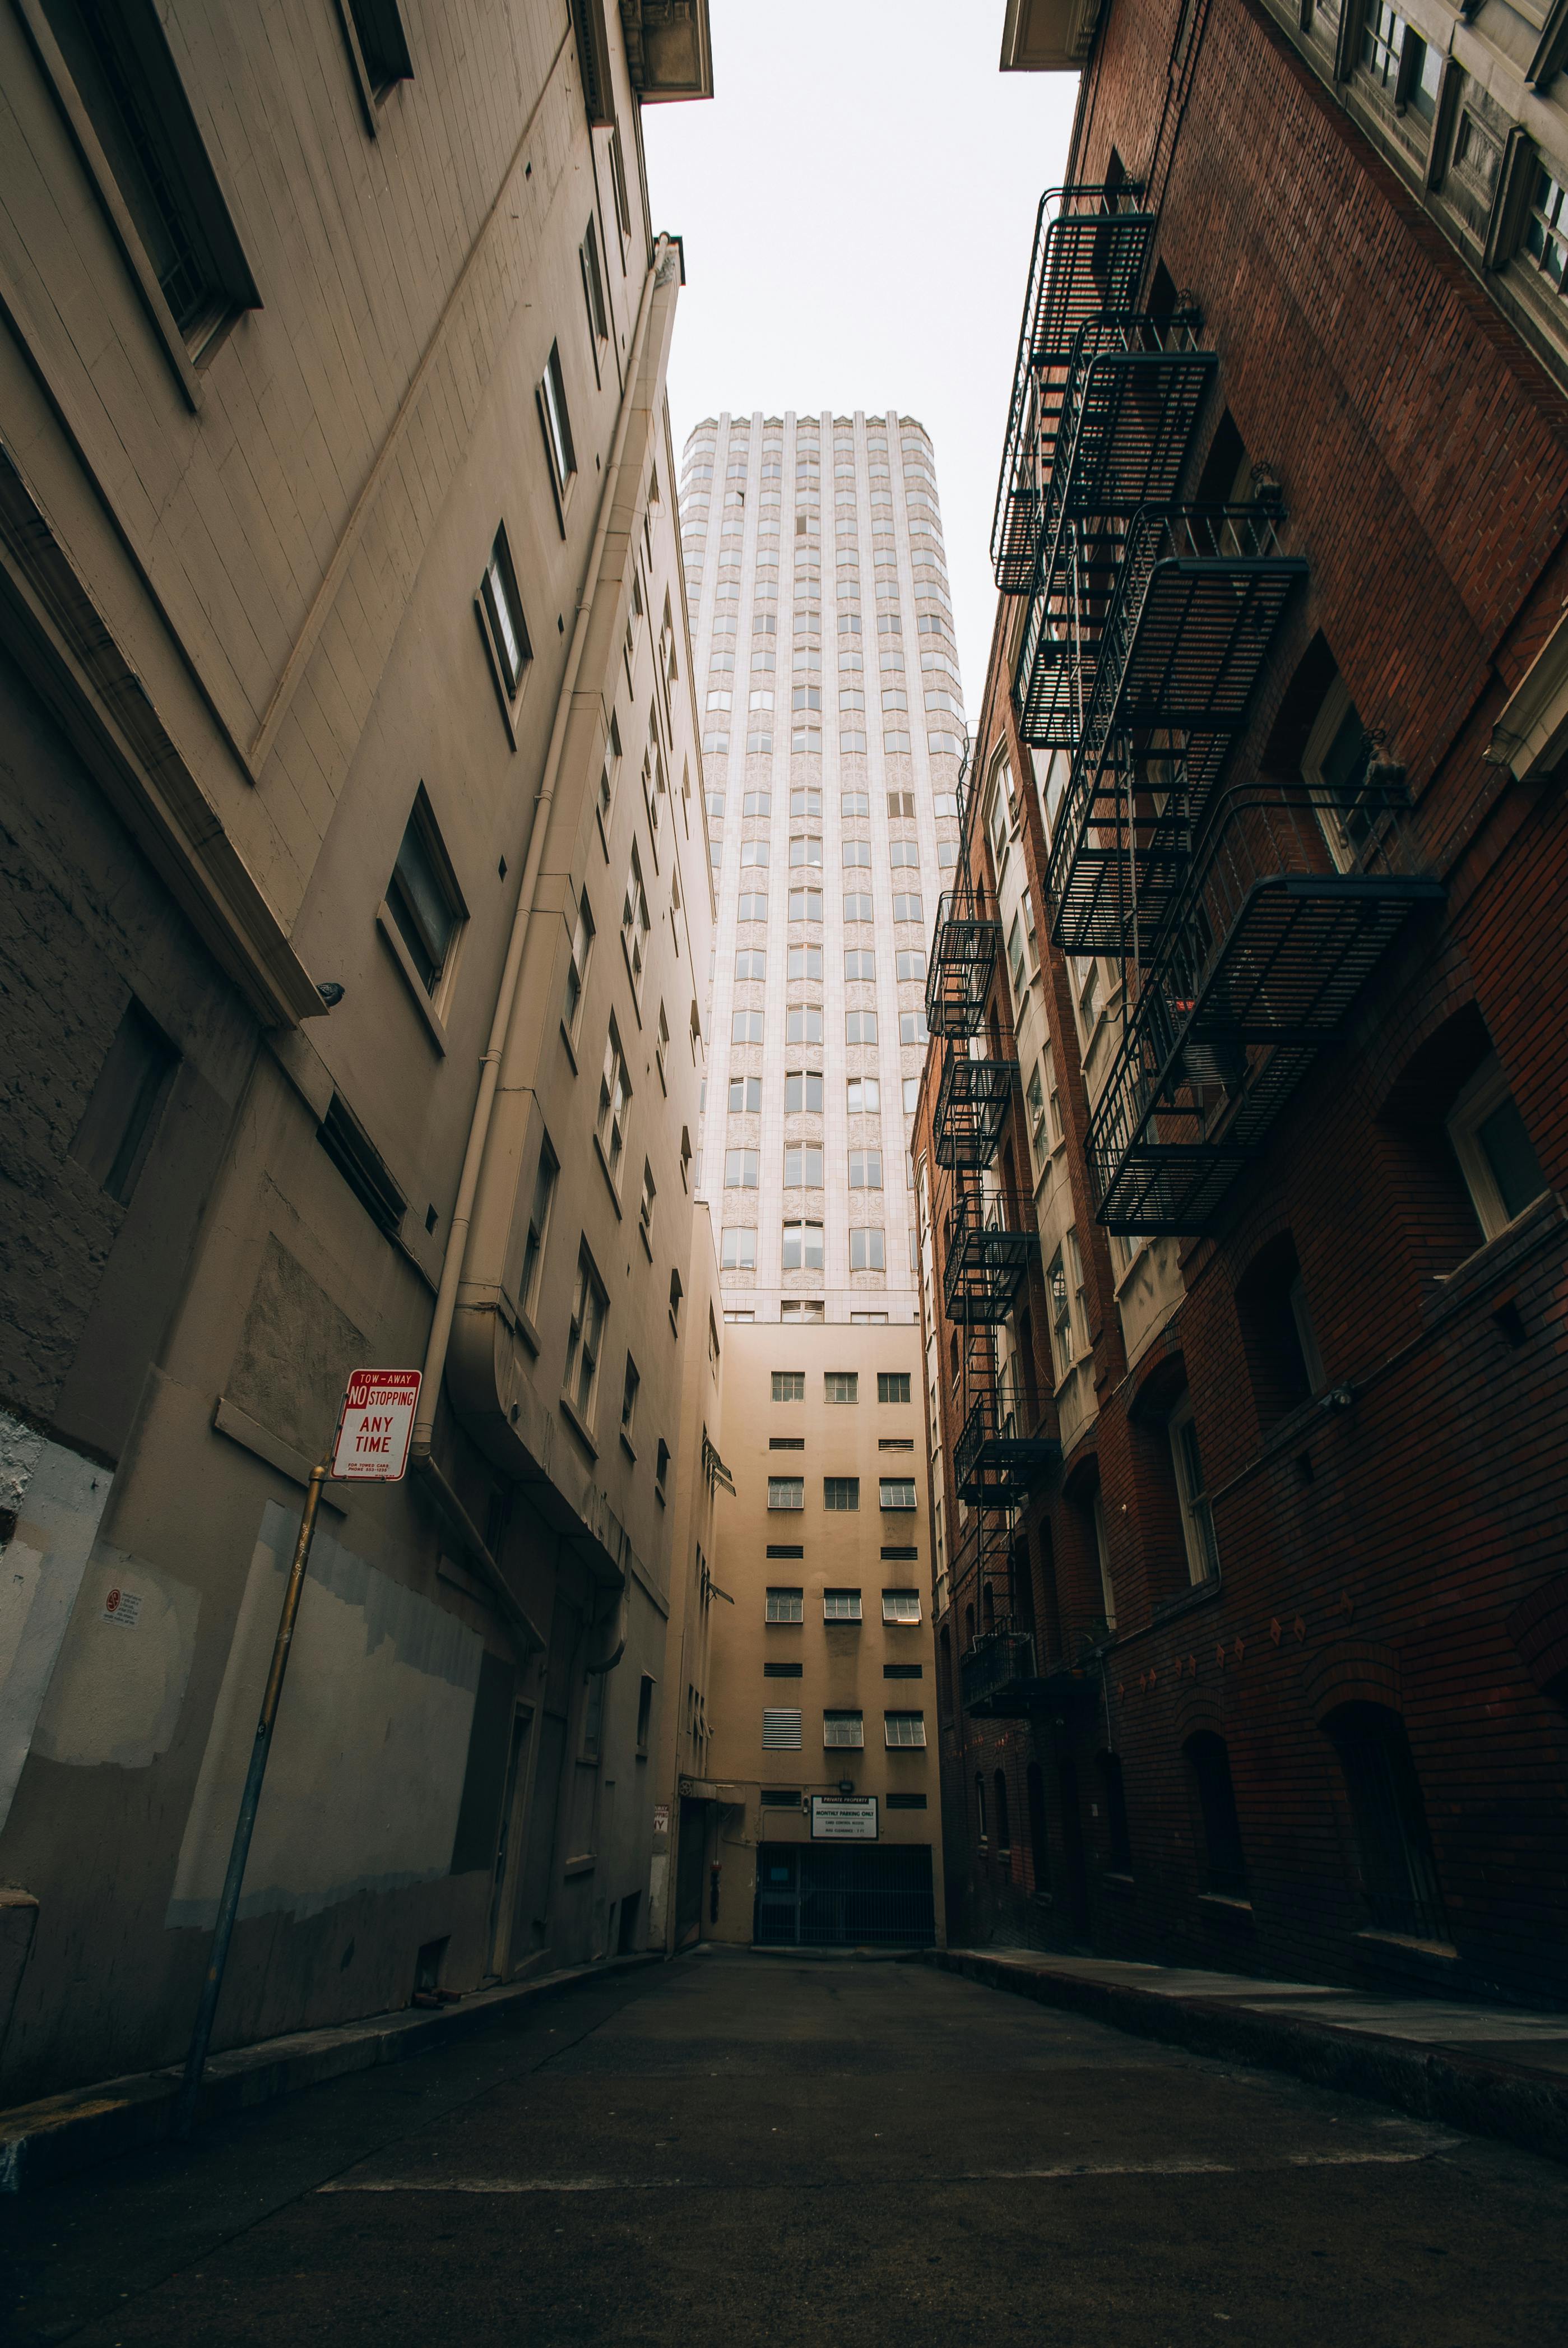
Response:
[7,1955,1567,2347]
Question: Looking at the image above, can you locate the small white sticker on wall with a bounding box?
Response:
[101,1587,142,1629]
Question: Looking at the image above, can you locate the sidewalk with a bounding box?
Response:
[0,1951,660,2195]
[930,1946,1568,2165]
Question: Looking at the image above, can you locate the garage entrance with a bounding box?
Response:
[754,1842,935,1947]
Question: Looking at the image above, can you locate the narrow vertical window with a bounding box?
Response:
[480,527,530,698]
[541,342,577,493]
[520,1138,557,1322]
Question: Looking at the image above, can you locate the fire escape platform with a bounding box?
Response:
[927,892,1001,1038]
[1087,873,1444,1234]
[943,1224,1035,1325]
[960,1628,1048,1717]
[933,1055,1019,1170]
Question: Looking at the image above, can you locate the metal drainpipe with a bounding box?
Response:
[409,237,669,1469]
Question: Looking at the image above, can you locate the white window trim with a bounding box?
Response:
[1447,1054,1547,1242]
[1168,1393,1220,1587]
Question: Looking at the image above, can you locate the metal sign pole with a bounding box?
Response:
[173,1460,330,2139]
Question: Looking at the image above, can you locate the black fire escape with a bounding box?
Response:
[997,181,1444,1240]
[927,800,1060,1724]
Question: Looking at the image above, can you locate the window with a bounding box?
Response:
[782,1220,824,1270]
[846,1078,880,1113]
[741,840,770,867]
[884,1712,927,1748]
[1026,1064,1047,1154]
[883,1589,920,1622]
[739,892,769,921]
[638,1160,656,1246]
[621,847,651,996]
[732,1011,765,1044]
[596,1025,630,1189]
[787,1006,825,1044]
[841,790,870,818]
[844,893,874,923]
[789,836,823,869]
[480,527,530,697]
[824,1479,860,1512]
[620,1353,640,1443]
[563,891,594,1037]
[768,1476,805,1510]
[824,1710,865,1747]
[386,791,463,997]
[1303,675,1379,867]
[564,1246,607,1427]
[783,1145,824,1188]
[1326,1704,1448,1940]
[888,841,920,869]
[1092,1488,1116,1631]
[597,714,621,827]
[721,1227,756,1270]
[1047,1249,1074,1381]
[888,791,915,820]
[845,1011,878,1044]
[850,1228,885,1271]
[879,1478,917,1511]
[763,1710,804,1750]
[902,1077,920,1114]
[896,950,926,982]
[579,213,608,346]
[1169,1392,1220,1585]
[1447,1056,1548,1240]
[789,888,824,922]
[71,995,178,1206]
[36,0,261,354]
[729,1076,762,1113]
[845,948,875,979]
[744,789,773,816]
[823,1592,862,1625]
[1008,913,1027,998]
[519,1139,557,1321]
[766,1585,804,1620]
[1525,164,1568,289]
[877,1373,911,1404]
[817,1371,857,1408]
[791,788,823,818]
[540,341,576,492]
[842,839,872,869]
[772,1371,806,1401]
[785,1071,824,1113]
[899,1011,927,1046]
[725,1150,760,1188]
[669,1267,683,1327]
[892,894,923,923]
[1186,1733,1248,1897]
[847,1150,882,1189]
[789,946,823,981]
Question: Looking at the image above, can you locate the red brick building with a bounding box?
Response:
[916,0,1568,2003]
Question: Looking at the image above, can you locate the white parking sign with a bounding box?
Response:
[331,1369,422,1480]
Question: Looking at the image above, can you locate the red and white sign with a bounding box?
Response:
[331,1369,422,1481]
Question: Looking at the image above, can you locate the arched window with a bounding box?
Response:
[993,1768,1011,1855]
[1185,1732,1247,1896]
[1097,1750,1132,1875]
[975,1771,988,1844]
[1325,1703,1447,1941]
[1027,1762,1050,1891]
[963,1603,975,1651]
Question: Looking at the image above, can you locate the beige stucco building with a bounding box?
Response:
[690,1320,944,1949]
[0,0,717,2104]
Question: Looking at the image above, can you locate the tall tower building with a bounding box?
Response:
[678,409,966,1327]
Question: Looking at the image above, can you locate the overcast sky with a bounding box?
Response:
[642,1,1078,716]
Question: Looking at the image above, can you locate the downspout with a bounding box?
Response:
[409,238,670,1509]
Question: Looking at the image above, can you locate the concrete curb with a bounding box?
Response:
[927,1949,1568,2167]
[0,1951,664,2196]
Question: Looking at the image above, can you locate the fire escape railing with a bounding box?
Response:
[991,184,1157,595]
[1084,778,1444,1232]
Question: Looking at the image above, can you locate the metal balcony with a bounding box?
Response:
[991,183,1156,594]
[927,889,1001,1039]
[1045,731,1233,961]
[1019,501,1306,762]
[943,1188,1034,1324]
[961,1620,1045,1718]
[955,1377,1061,1506]
[933,1050,1018,1170]
[1085,788,1445,1233]
[1041,311,1215,569]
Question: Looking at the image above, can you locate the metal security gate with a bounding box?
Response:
[754,1844,935,1948]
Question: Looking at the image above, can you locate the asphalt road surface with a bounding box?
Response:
[6,1950,1568,2347]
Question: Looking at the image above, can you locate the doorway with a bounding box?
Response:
[486,1703,533,1977]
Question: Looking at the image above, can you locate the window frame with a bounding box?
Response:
[539,339,578,516]
[1168,1391,1221,1586]
[1446,1054,1549,1240]
[563,1243,608,1435]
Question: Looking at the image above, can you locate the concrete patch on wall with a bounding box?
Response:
[167,1502,483,1929]
[31,1545,201,1770]
[0,1409,113,1833]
